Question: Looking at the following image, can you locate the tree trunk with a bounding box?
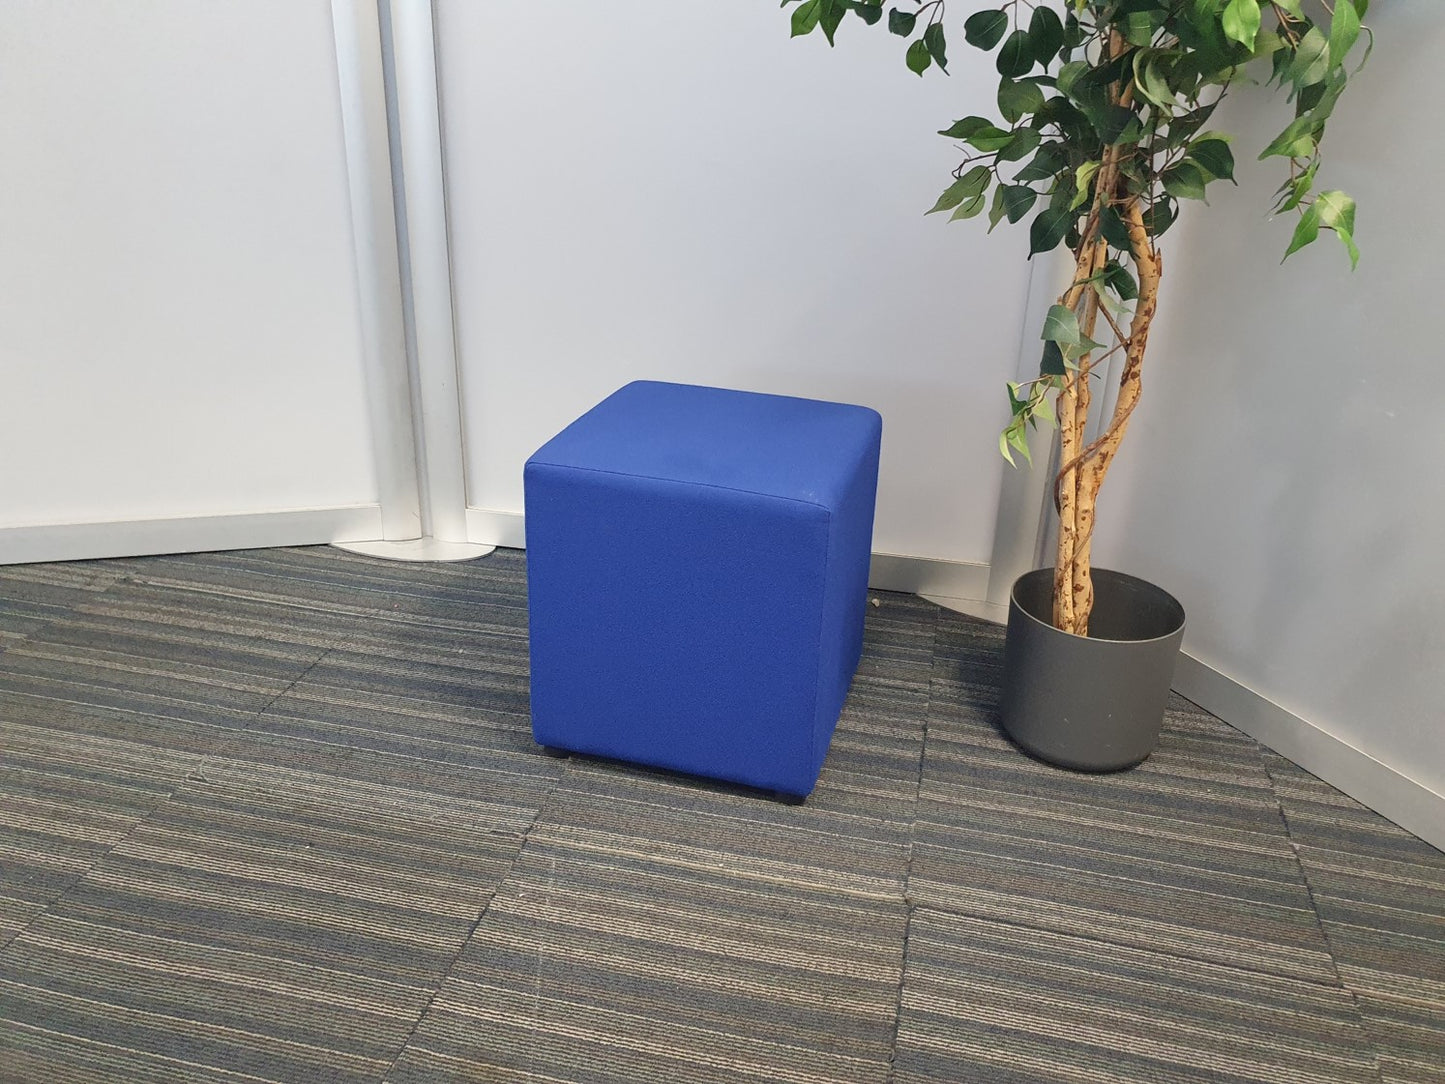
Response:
[1052,199,1162,636]
[1051,238,1104,631]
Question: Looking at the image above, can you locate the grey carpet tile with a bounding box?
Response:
[0,560,126,648]
[535,757,914,901]
[1357,993,1445,1084]
[0,760,530,1084]
[205,720,562,839]
[297,644,529,721]
[1266,752,1445,1005]
[387,826,908,1084]
[805,677,928,824]
[241,679,552,779]
[914,656,1337,981]
[891,907,1380,1084]
[0,609,325,766]
[856,589,938,682]
[0,721,200,949]
[111,547,529,640]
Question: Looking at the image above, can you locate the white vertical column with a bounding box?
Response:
[334,0,491,561]
[331,0,421,541]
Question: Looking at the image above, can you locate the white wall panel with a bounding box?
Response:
[1090,5,1445,812]
[0,1,379,538]
[436,0,1032,565]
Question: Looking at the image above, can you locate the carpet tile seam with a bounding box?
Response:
[899,902,1357,999]
[1268,750,1394,1083]
[0,643,334,964]
[910,835,1325,913]
[885,601,938,1084]
[0,770,189,957]
[380,758,567,1081]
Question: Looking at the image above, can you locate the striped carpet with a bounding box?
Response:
[0,547,1439,1082]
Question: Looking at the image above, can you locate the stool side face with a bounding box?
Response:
[528,381,883,513]
[813,430,883,769]
[525,463,833,795]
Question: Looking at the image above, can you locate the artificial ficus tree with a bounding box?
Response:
[785,0,1368,635]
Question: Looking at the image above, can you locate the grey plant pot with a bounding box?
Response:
[1000,568,1186,771]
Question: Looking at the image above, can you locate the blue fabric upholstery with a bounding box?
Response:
[524,381,882,797]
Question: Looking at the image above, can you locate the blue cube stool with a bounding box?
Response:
[524,380,882,798]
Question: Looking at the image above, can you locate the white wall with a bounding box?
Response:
[0,1,381,552]
[435,0,1033,568]
[1091,3,1445,833]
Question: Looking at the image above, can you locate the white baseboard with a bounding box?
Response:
[1174,653,1445,852]
[0,504,384,566]
[466,507,526,549]
[869,552,991,601]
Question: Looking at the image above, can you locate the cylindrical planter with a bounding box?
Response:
[1000,568,1186,771]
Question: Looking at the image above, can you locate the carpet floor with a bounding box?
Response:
[0,545,1440,1083]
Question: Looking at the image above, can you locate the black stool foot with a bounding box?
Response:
[773,790,807,806]
[539,745,569,759]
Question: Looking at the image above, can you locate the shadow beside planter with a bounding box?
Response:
[1000,568,1186,771]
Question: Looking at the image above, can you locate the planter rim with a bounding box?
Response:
[1010,567,1185,646]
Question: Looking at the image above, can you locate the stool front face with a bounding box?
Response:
[524,381,882,798]
[526,468,830,794]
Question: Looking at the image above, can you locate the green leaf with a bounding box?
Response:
[995,127,1042,163]
[964,124,1015,152]
[1221,0,1261,50]
[1141,198,1177,236]
[1285,27,1331,87]
[1028,5,1064,64]
[1132,50,1176,112]
[1000,184,1038,223]
[1162,160,1210,201]
[1121,8,1165,47]
[1029,206,1073,256]
[848,1,883,27]
[820,0,845,45]
[791,0,822,38]
[1283,203,1321,261]
[924,22,948,71]
[988,185,1010,231]
[1013,142,1067,183]
[997,78,1046,124]
[1099,205,1133,250]
[925,166,991,215]
[1055,60,1088,100]
[1259,114,1320,160]
[937,116,992,140]
[1031,388,1057,427]
[1329,0,1361,68]
[1094,105,1144,145]
[948,192,988,221]
[1274,161,1319,213]
[1005,420,1033,465]
[1039,340,1067,377]
[906,38,931,75]
[1314,189,1357,233]
[997,29,1034,78]
[887,7,916,36]
[1041,303,1081,346]
[964,9,1009,50]
[1188,135,1235,182]
[1070,160,1099,211]
[1103,261,1139,301]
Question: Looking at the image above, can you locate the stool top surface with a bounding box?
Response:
[528,381,881,508]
